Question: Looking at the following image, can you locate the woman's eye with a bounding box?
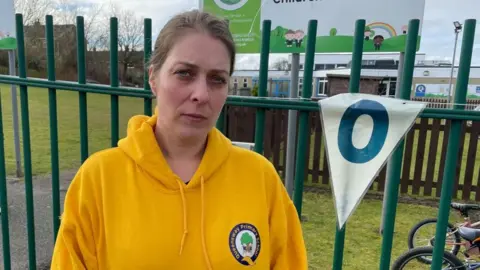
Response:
[175,70,192,78]
[210,76,226,85]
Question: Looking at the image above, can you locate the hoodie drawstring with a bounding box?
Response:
[177,176,212,270]
[201,176,213,270]
[177,180,188,256]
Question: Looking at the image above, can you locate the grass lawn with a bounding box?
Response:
[0,84,151,175]
[301,192,449,269]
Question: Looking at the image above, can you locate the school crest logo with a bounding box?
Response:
[229,223,261,266]
[213,0,248,11]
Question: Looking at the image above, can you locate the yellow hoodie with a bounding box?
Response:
[51,112,308,269]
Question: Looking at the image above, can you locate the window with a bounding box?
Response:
[377,78,397,97]
[243,78,248,88]
[336,64,347,68]
[389,79,397,96]
[325,64,335,70]
[233,78,238,89]
[318,79,328,95]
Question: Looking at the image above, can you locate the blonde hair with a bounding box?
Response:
[149,10,236,75]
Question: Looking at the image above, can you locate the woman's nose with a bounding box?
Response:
[191,78,209,103]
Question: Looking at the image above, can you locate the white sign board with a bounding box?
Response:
[0,0,16,50]
[319,93,426,228]
[414,83,480,99]
[202,0,426,53]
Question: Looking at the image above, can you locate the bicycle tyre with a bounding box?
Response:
[391,246,466,270]
[407,217,461,263]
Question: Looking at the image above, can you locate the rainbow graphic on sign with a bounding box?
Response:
[367,22,398,38]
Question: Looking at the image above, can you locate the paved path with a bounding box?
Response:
[0,171,76,270]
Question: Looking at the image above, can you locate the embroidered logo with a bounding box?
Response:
[229,223,261,266]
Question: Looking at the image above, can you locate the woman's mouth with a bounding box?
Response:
[182,113,207,121]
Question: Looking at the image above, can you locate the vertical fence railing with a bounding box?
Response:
[253,20,271,154]
[379,19,420,270]
[431,19,477,270]
[45,14,61,242]
[77,17,89,163]
[16,13,38,270]
[143,18,153,116]
[0,53,12,270]
[110,17,120,147]
[293,20,317,217]
[331,19,365,270]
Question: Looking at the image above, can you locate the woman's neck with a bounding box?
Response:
[154,124,207,161]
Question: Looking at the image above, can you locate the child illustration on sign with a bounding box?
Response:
[402,25,408,34]
[364,26,374,41]
[294,29,305,48]
[284,30,295,47]
[0,31,4,39]
[373,35,384,50]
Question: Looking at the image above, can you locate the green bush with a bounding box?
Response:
[251,85,258,96]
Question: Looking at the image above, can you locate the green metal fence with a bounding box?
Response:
[0,13,479,270]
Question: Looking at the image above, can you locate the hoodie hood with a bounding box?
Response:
[117,110,232,191]
[117,111,232,269]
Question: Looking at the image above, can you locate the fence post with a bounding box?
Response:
[16,13,38,270]
[0,57,12,270]
[293,20,317,217]
[45,14,61,242]
[332,19,365,270]
[144,18,153,116]
[379,19,419,270]
[253,20,271,154]
[431,19,476,270]
[77,16,89,163]
[110,17,119,147]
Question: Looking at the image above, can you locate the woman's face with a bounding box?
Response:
[149,32,231,142]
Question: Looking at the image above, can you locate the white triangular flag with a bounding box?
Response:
[318,93,427,229]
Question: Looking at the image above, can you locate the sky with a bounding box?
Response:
[82,0,480,69]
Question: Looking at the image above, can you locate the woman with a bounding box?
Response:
[51,10,307,269]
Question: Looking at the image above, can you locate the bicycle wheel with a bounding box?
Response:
[391,246,466,270]
[407,218,461,264]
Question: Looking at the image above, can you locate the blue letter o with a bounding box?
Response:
[337,99,389,164]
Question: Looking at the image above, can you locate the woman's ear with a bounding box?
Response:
[148,66,157,97]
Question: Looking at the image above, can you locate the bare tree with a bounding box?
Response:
[271,58,290,71]
[14,0,53,25]
[53,0,108,50]
[108,3,144,85]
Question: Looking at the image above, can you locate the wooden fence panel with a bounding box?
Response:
[424,119,442,196]
[453,123,467,197]
[412,118,428,195]
[223,106,480,201]
[463,121,480,200]
[401,128,416,194]
[264,109,273,160]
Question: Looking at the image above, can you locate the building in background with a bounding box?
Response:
[230,53,480,100]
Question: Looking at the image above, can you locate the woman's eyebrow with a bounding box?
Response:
[174,61,228,75]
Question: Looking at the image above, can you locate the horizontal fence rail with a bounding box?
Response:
[1,76,480,120]
[0,12,477,270]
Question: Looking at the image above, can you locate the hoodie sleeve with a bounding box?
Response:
[51,164,99,270]
[266,162,308,270]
